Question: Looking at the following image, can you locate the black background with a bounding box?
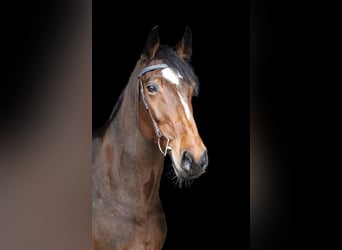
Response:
[93,5,249,250]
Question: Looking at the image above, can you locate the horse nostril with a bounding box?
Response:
[181,150,193,171]
[199,150,208,169]
[181,150,208,172]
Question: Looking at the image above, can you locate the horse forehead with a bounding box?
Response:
[161,68,183,85]
[157,72,192,121]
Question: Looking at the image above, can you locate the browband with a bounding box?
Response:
[138,64,169,78]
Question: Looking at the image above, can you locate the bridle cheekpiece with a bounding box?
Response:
[138,63,172,156]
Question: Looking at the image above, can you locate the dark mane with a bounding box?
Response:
[155,45,200,95]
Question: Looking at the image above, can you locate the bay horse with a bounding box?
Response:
[92,26,208,250]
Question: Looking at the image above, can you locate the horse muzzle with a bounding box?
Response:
[175,149,208,179]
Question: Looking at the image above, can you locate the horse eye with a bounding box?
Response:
[146,83,159,93]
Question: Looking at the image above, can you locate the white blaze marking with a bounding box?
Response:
[161,68,191,120]
[162,68,180,85]
[177,91,191,120]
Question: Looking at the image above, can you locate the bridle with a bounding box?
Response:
[138,63,172,156]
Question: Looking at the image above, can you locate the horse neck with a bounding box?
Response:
[100,73,165,207]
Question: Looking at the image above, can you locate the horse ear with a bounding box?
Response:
[175,26,192,61]
[143,25,160,60]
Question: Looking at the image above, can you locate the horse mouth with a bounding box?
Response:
[170,158,204,180]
